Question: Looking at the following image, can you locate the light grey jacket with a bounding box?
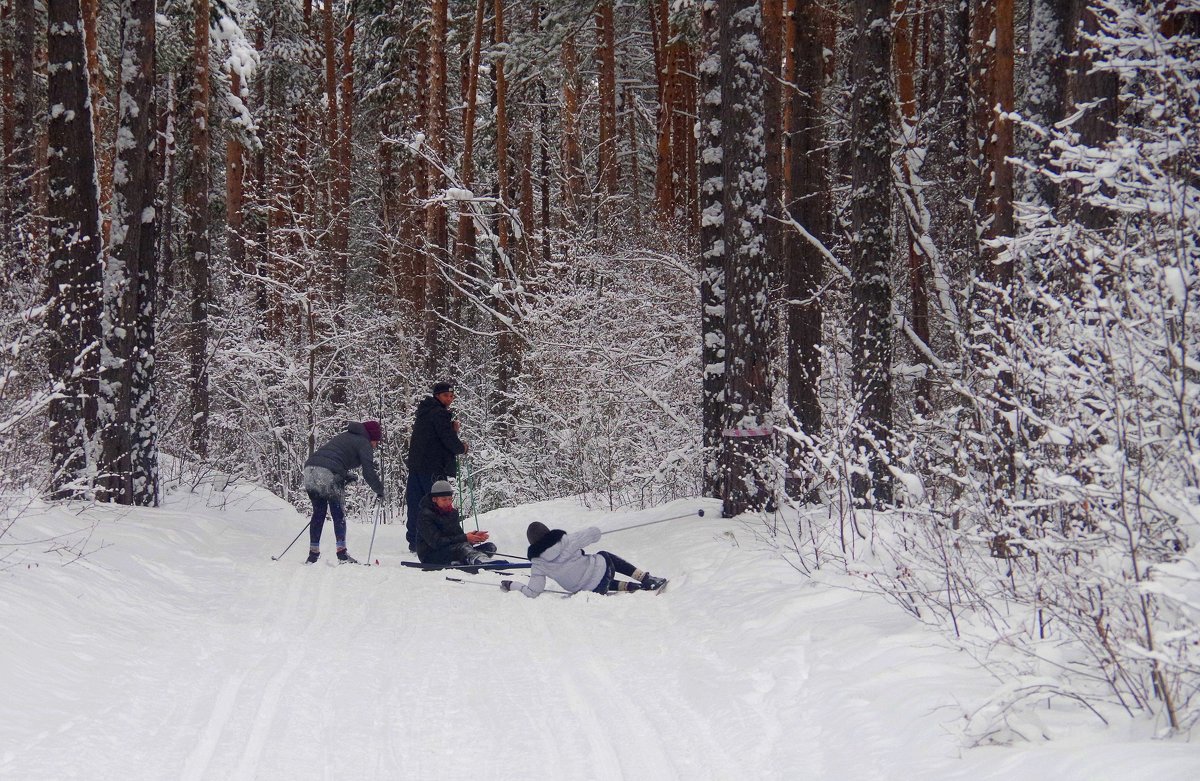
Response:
[519,526,606,598]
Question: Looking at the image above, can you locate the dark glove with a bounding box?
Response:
[500,580,513,592]
[343,473,359,484]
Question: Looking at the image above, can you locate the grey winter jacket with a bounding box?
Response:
[519,526,606,598]
[303,421,384,496]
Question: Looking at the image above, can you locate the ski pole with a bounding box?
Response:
[491,551,531,561]
[271,520,311,561]
[604,509,706,536]
[445,576,570,596]
[464,456,480,532]
[366,496,382,566]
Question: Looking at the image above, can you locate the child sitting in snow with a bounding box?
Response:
[500,522,667,597]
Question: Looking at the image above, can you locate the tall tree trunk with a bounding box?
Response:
[185,0,212,458]
[81,0,110,240]
[1065,0,1118,237]
[894,0,933,413]
[494,0,509,256]
[226,68,246,279]
[698,0,724,498]
[1023,0,1071,211]
[492,0,522,432]
[626,84,643,234]
[595,0,618,201]
[457,0,487,265]
[1,0,13,240]
[969,0,1016,491]
[425,0,449,373]
[783,0,827,501]
[2,0,36,248]
[329,4,355,407]
[560,33,582,222]
[719,0,774,517]
[157,73,176,307]
[100,0,159,506]
[848,0,894,507]
[46,0,103,497]
[668,31,693,227]
[651,0,671,221]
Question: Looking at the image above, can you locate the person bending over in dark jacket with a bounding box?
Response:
[415,480,495,566]
[404,381,468,550]
[500,522,667,597]
[302,420,384,564]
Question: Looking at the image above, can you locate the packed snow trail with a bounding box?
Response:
[2,486,1196,779]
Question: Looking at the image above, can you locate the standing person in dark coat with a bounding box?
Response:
[415,480,495,566]
[404,381,468,550]
[302,420,385,564]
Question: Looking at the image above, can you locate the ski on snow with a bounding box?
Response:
[399,560,532,573]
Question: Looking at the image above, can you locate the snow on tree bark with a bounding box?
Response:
[719,0,774,517]
[2,0,36,250]
[783,0,827,501]
[185,0,212,459]
[848,0,894,507]
[100,0,159,506]
[699,0,724,498]
[46,0,103,498]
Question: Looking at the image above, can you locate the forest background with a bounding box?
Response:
[1,0,1197,736]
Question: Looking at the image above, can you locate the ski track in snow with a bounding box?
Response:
[4,495,1196,779]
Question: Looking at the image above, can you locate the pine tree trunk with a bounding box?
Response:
[1,0,13,240]
[719,0,774,517]
[425,0,449,373]
[848,0,894,507]
[158,73,176,306]
[894,0,933,413]
[492,0,520,431]
[494,0,509,256]
[185,0,212,458]
[783,0,827,501]
[2,0,36,247]
[456,0,487,265]
[560,34,582,222]
[46,0,103,498]
[81,0,110,240]
[100,0,159,506]
[1022,0,1071,211]
[969,0,1015,491]
[595,0,619,201]
[226,69,246,279]
[652,0,674,223]
[698,0,724,498]
[668,32,693,227]
[1065,0,1118,236]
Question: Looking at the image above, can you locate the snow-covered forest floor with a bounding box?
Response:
[1,481,1195,780]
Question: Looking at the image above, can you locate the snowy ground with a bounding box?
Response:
[1,481,1195,780]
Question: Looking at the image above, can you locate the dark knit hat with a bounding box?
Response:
[432,381,454,396]
[362,420,382,442]
[526,521,550,546]
[430,480,454,497]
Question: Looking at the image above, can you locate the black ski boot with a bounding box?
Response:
[306,548,320,564]
[640,574,667,592]
[337,548,358,564]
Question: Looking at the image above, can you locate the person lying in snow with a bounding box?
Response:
[500,522,667,597]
